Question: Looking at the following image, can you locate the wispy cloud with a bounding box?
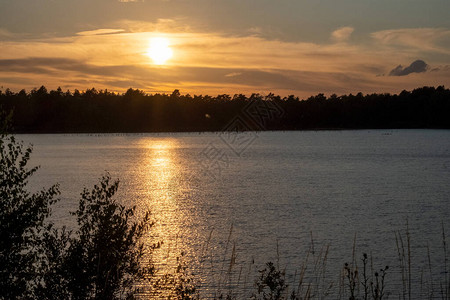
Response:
[0,57,387,96]
[117,19,191,33]
[0,28,12,37]
[371,28,450,54]
[331,27,354,43]
[225,72,242,77]
[0,28,15,42]
[76,29,125,36]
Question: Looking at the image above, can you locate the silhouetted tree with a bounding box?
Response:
[0,115,155,299]
[0,120,59,298]
[1,85,449,132]
[64,175,152,299]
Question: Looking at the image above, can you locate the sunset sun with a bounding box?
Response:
[146,37,173,65]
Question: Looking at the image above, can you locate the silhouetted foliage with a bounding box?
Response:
[0,123,60,298]
[64,175,152,299]
[150,251,199,299]
[1,86,449,132]
[252,262,287,300]
[0,116,155,299]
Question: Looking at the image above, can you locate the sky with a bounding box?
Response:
[1,0,450,98]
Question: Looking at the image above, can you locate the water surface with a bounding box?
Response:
[21,130,450,298]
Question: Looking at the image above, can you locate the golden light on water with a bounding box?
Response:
[144,140,179,233]
[140,140,189,271]
[134,139,204,297]
[131,139,183,296]
[146,37,173,65]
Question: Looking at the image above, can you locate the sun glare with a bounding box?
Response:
[146,37,173,65]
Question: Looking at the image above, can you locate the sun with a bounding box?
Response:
[146,37,173,65]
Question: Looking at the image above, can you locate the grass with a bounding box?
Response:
[142,220,449,299]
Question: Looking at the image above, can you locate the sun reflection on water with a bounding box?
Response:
[142,140,180,245]
[136,139,199,296]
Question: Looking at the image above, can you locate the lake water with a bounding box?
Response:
[19,130,450,298]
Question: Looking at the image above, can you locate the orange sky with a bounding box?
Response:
[1,1,449,98]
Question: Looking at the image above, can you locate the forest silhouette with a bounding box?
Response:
[1,85,449,133]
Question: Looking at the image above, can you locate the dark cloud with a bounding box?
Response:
[0,76,35,86]
[0,57,310,90]
[0,57,379,96]
[389,60,429,76]
[0,57,88,71]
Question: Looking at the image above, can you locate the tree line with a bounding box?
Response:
[0,85,449,133]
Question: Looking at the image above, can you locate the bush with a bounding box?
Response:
[0,129,59,299]
[1,117,154,299]
[65,174,152,299]
[253,262,287,300]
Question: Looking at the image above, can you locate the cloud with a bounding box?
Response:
[0,28,15,41]
[0,23,449,97]
[331,27,354,43]
[76,29,125,36]
[0,57,81,75]
[225,72,242,77]
[0,57,355,93]
[0,28,12,37]
[116,19,190,33]
[0,56,396,97]
[247,27,263,36]
[389,60,429,76]
[372,28,450,54]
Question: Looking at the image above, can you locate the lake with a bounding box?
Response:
[20,130,450,298]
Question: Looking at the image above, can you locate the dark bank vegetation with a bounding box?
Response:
[0,119,153,299]
[1,116,450,299]
[0,85,450,133]
[207,223,449,300]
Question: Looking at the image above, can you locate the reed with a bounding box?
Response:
[113,217,450,299]
[178,220,450,300]
[442,221,449,300]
